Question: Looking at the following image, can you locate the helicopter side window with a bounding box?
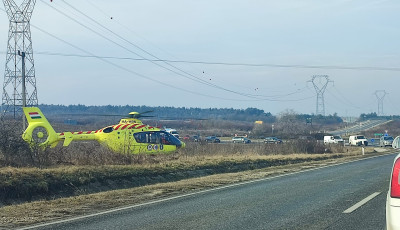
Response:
[148,132,161,144]
[103,127,113,133]
[134,132,147,143]
[133,132,161,144]
[159,132,173,145]
[134,131,180,146]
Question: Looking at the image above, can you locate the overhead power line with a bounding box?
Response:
[9,51,400,72]
[0,16,307,102]
[39,0,267,100]
[32,1,316,101]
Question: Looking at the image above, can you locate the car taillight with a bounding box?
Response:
[391,158,400,198]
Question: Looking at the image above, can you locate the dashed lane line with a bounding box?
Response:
[343,192,381,214]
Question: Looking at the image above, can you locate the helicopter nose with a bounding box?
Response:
[180,141,186,148]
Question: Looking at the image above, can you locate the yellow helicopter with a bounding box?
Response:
[22,107,185,154]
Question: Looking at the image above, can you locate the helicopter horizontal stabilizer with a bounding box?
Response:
[22,107,60,148]
[62,132,74,146]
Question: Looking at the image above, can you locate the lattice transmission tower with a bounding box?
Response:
[375,90,387,116]
[308,75,333,116]
[1,0,38,118]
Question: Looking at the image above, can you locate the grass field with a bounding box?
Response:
[0,144,374,205]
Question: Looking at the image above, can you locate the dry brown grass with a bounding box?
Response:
[0,141,373,206]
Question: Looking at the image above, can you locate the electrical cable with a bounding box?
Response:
[2,4,389,106]
[42,0,267,100]
[0,5,309,103]
[29,24,256,102]
[23,50,310,99]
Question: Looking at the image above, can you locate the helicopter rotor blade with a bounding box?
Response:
[62,113,125,117]
[140,111,154,114]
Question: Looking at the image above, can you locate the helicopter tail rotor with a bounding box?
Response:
[22,107,60,148]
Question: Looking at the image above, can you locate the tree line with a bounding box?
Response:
[37,104,346,127]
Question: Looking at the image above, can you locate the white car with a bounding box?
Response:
[386,153,400,229]
[392,136,400,149]
[380,136,394,147]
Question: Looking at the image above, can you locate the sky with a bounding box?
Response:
[1,0,400,117]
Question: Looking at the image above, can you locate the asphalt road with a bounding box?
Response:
[22,153,397,230]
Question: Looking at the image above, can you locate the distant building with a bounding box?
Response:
[64,119,78,125]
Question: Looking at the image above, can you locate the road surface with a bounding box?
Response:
[21,153,396,230]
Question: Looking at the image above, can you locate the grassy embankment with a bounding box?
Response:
[0,153,345,202]
[0,139,364,202]
[0,141,374,204]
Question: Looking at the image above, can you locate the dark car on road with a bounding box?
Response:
[232,136,251,144]
[264,137,282,144]
[183,135,201,142]
[190,135,201,142]
[205,136,220,143]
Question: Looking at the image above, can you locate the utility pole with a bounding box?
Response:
[18,51,26,129]
[308,75,333,116]
[2,0,38,119]
[375,90,387,116]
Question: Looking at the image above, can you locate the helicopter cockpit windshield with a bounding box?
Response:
[133,131,182,147]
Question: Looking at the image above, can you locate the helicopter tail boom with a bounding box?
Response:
[22,107,60,148]
[60,131,98,146]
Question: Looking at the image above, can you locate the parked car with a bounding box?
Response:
[264,137,282,144]
[205,136,220,143]
[190,135,201,142]
[386,152,400,229]
[380,136,394,147]
[232,136,251,144]
[348,135,368,146]
[183,135,190,141]
[393,136,400,149]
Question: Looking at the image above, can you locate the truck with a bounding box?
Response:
[324,135,344,144]
[349,135,368,146]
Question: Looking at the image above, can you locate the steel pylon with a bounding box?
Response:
[375,90,387,116]
[308,75,333,116]
[1,0,38,118]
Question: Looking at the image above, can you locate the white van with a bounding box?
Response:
[164,128,180,139]
[349,135,368,146]
[324,135,344,144]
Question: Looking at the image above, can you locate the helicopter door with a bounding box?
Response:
[132,132,153,153]
[125,130,144,154]
[122,130,132,154]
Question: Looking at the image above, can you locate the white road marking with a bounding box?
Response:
[343,192,381,214]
